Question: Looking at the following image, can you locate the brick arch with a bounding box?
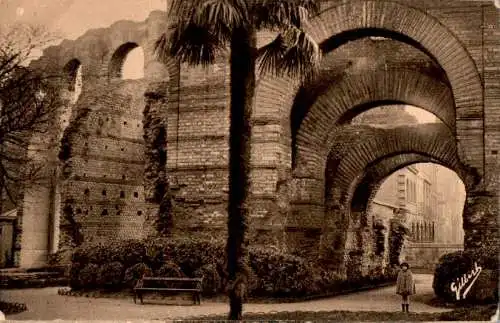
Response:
[349,154,462,216]
[293,69,454,169]
[310,0,483,117]
[255,0,484,176]
[62,59,82,90]
[324,124,460,209]
[108,42,142,79]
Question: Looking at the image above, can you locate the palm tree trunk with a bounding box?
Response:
[227,27,256,321]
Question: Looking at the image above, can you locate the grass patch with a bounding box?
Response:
[183,304,498,321]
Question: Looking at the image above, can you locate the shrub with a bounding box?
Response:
[97,262,125,289]
[118,240,147,267]
[249,247,316,297]
[77,263,100,289]
[48,249,72,266]
[124,263,152,288]
[194,263,222,296]
[433,249,498,304]
[69,262,84,289]
[155,261,185,278]
[161,237,226,277]
[68,237,397,298]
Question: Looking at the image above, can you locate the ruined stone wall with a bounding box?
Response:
[59,79,154,244]
[15,0,498,268]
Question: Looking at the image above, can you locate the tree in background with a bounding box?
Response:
[156,0,321,319]
[0,23,61,210]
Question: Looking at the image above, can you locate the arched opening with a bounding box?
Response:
[363,162,466,273]
[108,42,144,80]
[317,103,469,274]
[290,36,456,169]
[352,105,439,128]
[63,59,83,99]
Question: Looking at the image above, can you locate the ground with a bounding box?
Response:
[0,274,450,320]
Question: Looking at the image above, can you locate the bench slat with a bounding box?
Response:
[135,288,200,292]
[142,277,202,281]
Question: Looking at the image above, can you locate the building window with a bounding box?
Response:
[101,209,108,216]
[134,192,138,198]
[137,210,142,216]
[424,182,431,209]
[406,178,416,203]
[84,188,90,196]
[102,190,107,196]
[120,191,125,198]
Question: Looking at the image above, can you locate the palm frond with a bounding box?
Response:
[159,0,249,65]
[257,34,287,76]
[251,0,319,30]
[155,22,224,66]
[278,26,321,81]
[193,0,249,42]
[168,0,204,21]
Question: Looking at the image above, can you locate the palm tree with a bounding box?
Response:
[156,0,321,319]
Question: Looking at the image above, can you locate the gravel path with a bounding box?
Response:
[1,274,448,320]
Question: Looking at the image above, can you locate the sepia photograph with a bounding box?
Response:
[0,0,499,321]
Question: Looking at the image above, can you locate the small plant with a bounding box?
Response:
[373,220,386,256]
[389,219,408,265]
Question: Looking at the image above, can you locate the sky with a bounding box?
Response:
[0,0,439,123]
[0,0,167,39]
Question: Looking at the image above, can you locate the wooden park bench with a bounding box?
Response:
[133,276,203,305]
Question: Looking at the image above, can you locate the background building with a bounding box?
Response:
[353,106,466,270]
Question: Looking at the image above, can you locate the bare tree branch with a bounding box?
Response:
[0,23,63,209]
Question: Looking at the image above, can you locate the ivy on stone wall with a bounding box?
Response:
[59,199,83,249]
[156,191,174,235]
[373,219,386,256]
[58,107,91,179]
[388,219,408,265]
[143,88,171,235]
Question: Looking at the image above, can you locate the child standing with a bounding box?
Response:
[396,262,416,313]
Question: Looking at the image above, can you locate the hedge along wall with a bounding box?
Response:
[69,237,399,298]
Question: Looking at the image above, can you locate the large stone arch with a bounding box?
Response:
[293,69,455,172]
[289,124,460,257]
[326,124,460,200]
[351,154,447,215]
[255,0,484,176]
[318,124,465,272]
